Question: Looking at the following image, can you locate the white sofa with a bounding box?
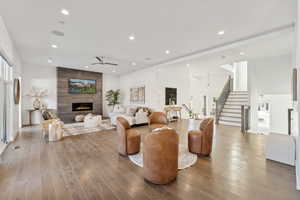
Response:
[109,105,150,126]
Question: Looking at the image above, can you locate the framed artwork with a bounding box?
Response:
[165,87,177,105]
[14,78,21,104]
[68,78,96,94]
[130,86,145,104]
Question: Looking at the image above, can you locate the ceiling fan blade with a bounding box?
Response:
[95,56,103,62]
[104,62,118,66]
[91,62,100,65]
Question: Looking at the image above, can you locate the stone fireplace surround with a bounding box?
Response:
[57,67,103,123]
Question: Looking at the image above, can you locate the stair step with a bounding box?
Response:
[228,95,248,98]
[227,95,248,98]
[230,94,248,96]
[225,102,248,106]
[230,91,248,94]
[220,116,241,122]
[219,120,241,127]
[224,105,242,109]
[227,98,248,102]
[222,107,241,111]
[221,112,241,117]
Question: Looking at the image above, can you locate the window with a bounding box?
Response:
[0,55,13,143]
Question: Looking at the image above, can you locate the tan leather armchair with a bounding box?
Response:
[188,118,214,156]
[116,117,141,156]
[148,112,168,131]
[143,128,179,184]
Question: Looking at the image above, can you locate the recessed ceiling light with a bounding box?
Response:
[165,50,170,54]
[112,68,116,73]
[131,62,137,66]
[51,44,58,48]
[240,52,245,56]
[186,64,190,67]
[61,9,69,16]
[218,30,225,35]
[129,35,135,41]
[85,66,89,68]
[47,58,53,63]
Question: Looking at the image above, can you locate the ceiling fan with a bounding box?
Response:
[91,56,118,66]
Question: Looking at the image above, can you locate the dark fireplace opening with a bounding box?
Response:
[72,103,93,112]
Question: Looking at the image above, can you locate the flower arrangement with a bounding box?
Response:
[26,87,48,110]
[182,103,193,119]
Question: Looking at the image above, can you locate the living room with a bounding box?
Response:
[1,1,300,200]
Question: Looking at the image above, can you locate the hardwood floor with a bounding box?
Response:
[0,120,299,200]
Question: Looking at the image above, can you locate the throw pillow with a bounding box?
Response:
[126,107,136,116]
[42,110,51,120]
[113,105,125,113]
[75,115,85,122]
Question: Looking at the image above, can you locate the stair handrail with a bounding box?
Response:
[241,105,250,133]
[215,76,233,124]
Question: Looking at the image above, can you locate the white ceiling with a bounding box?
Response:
[185,29,295,69]
[159,27,295,77]
[0,0,296,74]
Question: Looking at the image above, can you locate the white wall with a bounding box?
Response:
[103,74,120,117]
[21,65,120,125]
[21,64,57,125]
[248,54,293,134]
[0,16,22,154]
[295,0,300,190]
[233,61,248,91]
[189,63,232,115]
[119,64,190,117]
[119,62,230,118]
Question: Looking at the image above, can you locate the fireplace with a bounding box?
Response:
[72,103,93,112]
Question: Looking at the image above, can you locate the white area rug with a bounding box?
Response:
[63,120,115,137]
[129,144,197,170]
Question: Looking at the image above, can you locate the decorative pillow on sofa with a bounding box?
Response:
[126,107,137,116]
[75,115,85,122]
[134,107,152,116]
[113,105,125,113]
[85,113,94,119]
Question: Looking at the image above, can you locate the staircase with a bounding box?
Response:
[219,91,248,126]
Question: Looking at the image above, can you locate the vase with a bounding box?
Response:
[33,98,41,110]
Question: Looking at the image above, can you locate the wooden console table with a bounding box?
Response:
[27,109,39,126]
[164,106,182,121]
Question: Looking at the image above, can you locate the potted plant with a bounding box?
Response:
[105,89,121,111]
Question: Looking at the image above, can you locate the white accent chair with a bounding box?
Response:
[84,114,102,128]
[48,120,64,142]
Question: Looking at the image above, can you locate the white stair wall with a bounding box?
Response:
[219,91,248,127]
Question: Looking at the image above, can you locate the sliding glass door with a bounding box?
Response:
[0,55,12,144]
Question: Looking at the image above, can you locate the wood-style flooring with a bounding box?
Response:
[0,120,299,200]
